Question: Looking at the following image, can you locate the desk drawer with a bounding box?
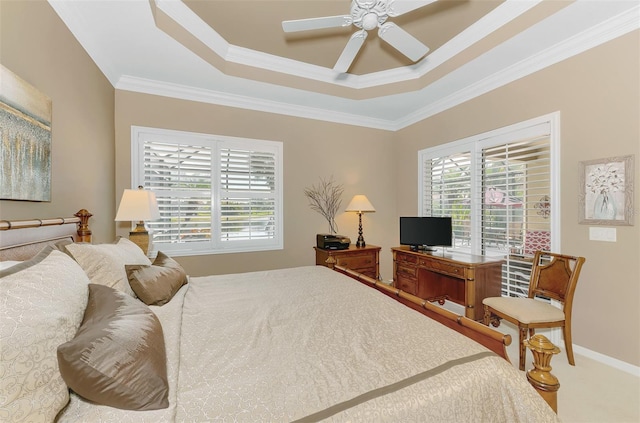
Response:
[396,274,417,296]
[396,252,417,265]
[397,264,417,278]
[336,254,375,271]
[418,258,465,278]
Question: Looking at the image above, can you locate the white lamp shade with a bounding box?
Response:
[345,195,375,213]
[115,188,160,221]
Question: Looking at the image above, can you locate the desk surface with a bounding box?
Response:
[391,246,504,266]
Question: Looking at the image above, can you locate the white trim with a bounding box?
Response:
[48,0,121,86]
[154,0,230,58]
[418,113,558,297]
[111,4,639,132]
[116,76,397,131]
[49,1,639,130]
[442,301,640,377]
[152,0,540,89]
[573,344,640,378]
[396,4,639,130]
[130,125,284,256]
[549,111,561,253]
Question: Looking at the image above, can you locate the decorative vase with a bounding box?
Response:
[328,219,338,235]
[593,191,616,220]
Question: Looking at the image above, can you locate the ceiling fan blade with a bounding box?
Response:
[387,0,438,17]
[333,30,368,73]
[282,15,352,33]
[378,22,429,62]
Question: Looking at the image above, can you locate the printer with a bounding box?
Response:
[316,234,351,250]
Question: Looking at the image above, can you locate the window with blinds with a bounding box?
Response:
[422,152,472,248]
[419,114,557,297]
[480,136,551,297]
[219,148,277,242]
[131,127,283,256]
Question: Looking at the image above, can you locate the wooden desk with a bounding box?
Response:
[315,244,380,280]
[392,247,503,321]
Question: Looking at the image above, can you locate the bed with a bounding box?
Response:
[0,211,560,422]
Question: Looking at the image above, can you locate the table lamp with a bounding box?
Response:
[345,194,375,247]
[115,186,160,255]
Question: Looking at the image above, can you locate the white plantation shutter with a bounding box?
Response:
[422,151,472,248]
[419,115,557,297]
[219,147,277,242]
[131,127,282,256]
[479,136,551,297]
[143,141,213,246]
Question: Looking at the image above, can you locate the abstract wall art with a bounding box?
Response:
[0,64,52,201]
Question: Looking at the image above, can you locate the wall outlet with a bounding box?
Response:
[589,227,616,242]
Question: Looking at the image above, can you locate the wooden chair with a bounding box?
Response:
[483,251,586,371]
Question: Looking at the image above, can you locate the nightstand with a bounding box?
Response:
[314,244,380,280]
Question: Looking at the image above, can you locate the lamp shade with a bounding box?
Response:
[115,188,160,222]
[345,195,375,213]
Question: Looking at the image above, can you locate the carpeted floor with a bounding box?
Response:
[497,320,639,423]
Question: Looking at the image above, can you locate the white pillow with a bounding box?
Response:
[0,247,90,422]
[65,238,152,297]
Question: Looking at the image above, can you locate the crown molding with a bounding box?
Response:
[56,0,638,132]
[118,1,639,134]
[115,76,397,131]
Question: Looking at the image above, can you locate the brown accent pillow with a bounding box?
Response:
[57,284,169,411]
[126,251,188,306]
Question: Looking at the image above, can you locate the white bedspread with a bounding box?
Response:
[59,265,560,422]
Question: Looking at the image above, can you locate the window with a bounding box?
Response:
[131,126,283,256]
[419,114,559,297]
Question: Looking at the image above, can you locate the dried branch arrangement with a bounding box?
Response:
[304,176,344,234]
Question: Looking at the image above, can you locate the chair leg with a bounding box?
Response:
[483,306,501,327]
[483,306,490,326]
[563,325,575,366]
[519,326,528,371]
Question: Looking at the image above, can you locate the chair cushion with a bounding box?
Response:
[483,297,564,324]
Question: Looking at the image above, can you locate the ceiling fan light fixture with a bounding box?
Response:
[282,0,436,73]
[362,13,379,31]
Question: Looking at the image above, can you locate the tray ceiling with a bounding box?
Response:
[48,0,639,130]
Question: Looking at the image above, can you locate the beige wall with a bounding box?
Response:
[0,1,115,242]
[114,91,398,279]
[395,31,640,366]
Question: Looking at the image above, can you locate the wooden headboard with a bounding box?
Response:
[0,209,92,261]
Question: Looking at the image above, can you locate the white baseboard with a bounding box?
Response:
[573,344,640,377]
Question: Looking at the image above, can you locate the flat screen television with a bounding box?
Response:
[400,217,452,252]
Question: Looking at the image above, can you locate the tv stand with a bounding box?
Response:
[392,247,503,321]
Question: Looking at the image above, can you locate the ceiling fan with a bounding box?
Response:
[282,0,437,73]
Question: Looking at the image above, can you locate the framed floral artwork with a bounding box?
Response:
[579,155,634,226]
